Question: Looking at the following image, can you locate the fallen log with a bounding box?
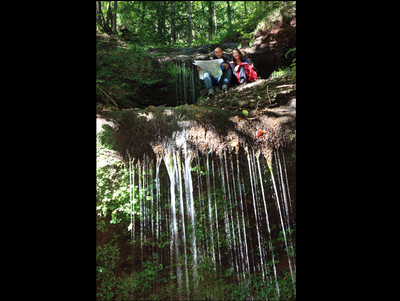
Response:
[268,84,296,90]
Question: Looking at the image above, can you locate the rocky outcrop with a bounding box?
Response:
[241,16,296,79]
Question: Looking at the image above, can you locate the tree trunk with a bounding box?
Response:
[201,1,205,36]
[208,1,213,41]
[171,1,175,46]
[111,1,117,34]
[156,1,161,43]
[227,1,231,32]
[105,1,113,34]
[188,1,192,47]
[96,1,103,27]
[214,2,217,35]
[244,1,247,19]
[161,1,166,44]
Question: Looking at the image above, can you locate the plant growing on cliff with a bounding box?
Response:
[285,48,296,79]
[96,242,121,300]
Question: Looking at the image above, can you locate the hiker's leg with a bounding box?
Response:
[204,73,214,91]
[220,68,231,87]
[211,76,219,87]
[229,63,239,85]
[239,66,247,83]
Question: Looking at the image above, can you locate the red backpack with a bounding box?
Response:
[236,63,258,83]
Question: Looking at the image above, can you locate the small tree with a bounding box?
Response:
[112,1,117,34]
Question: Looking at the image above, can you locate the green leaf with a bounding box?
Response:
[242,110,248,117]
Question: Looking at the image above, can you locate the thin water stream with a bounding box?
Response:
[122,144,295,300]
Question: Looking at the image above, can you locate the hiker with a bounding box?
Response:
[229,48,257,85]
[196,46,232,97]
[229,48,248,85]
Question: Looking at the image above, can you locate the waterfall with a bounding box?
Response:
[246,148,266,283]
[269,149,296,296]
[106,127,295,299]
[183,62,187,104]
[174,60,202,105]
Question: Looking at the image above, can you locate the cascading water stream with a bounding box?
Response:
[276,151,295,267]
[195,141,207,268]
[269,149,296,296]
[255,151,280,298]
[246,147,266,283]
[211,159,222,273]
[236,147,251,279]
[164,149,183,297]
[190,67,195,104]
[118,128,295,300]
[175,61,178,105]
[175,150,190,297]
[174,60,201,105]
[138,160,143,262]
[183,62,187,104]
[206,151,217,281]
[219,154,234,278]
[224,151,241,284]
[281,150,294,225]
[229,152,246,285]
[183,138,199,290]
[129,158,134,275]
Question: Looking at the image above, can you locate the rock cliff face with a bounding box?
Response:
[242,16,296,79]
[96,101,297,300]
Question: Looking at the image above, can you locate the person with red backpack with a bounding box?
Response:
[229,48,257,85]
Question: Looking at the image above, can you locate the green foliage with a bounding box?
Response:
[269,67,292,79]
[109,1,295,47]
[227,266,296,301]
[290,129,296,141]
[97,128,137,226]
[96,242,121,300]
[134,253,164,296]
[97,243,120,271]
[285,48,296,79]
[191,164,206,176]
[115,271,138,301]
[96,40,162,105]
[97,124,116,150]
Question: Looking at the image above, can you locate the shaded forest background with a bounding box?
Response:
[96,1,295,48]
